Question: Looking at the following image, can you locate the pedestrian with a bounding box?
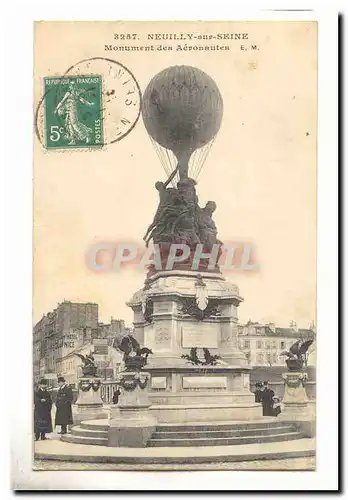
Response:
[272,396,282,416]
[261,380,275,416]
[34,379,53,441]
[254,381,263,403]
[112,387,121,405]
[55,376,73,435]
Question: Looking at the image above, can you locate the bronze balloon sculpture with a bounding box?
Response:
[142,65,223,180]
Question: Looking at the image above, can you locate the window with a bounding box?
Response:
[255,328,262,335]
[257,340,262,349]
[271,340,276,349]
[273,353,278,364]
[244,340,250,349]
[265,341,271,349]
[280,341,285,349]
[257,353,263,365]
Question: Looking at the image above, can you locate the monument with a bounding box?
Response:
[127,66,262,423]
[57,67,314,456]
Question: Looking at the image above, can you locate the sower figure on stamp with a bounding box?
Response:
[34,379,53,441]
[261,381,275,416]
[54,82,94,145]
[55,376,73,434]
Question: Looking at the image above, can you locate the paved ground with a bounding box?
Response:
[34,457,315,471]
[35,434,315,459]
[36,410,315,471]
[34,434,315,471]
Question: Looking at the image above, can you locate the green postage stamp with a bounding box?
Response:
[43,75,103,149]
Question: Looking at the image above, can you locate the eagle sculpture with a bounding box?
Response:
[280,339,314,371]
[115,334,153,372]
[74,351,98,377]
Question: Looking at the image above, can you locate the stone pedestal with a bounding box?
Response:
[281,371,309,417]
[126,270,262,422]
[74,377,108,424]
[279,371,315,437]
[108,372,157,447]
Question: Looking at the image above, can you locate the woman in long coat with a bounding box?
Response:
[34,379,53,440]
[261,381,275,416]
[55,376,73,434]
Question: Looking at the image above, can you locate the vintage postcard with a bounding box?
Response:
[32,19,318,474]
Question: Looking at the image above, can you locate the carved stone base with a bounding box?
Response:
[147,365,256,406]
[126,270,262,423]
[281,371,310,418]
[108,372,157,447]
[74,377,108,424]
[150,402,262,423]
[117,372,152,407]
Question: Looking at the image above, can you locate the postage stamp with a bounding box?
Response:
[43,75,103,149]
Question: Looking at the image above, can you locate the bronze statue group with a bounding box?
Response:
[144,166,221,252]
[34,376,73,440]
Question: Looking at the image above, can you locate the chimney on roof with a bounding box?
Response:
[290,320,298,332]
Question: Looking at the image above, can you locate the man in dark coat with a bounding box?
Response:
[55,376,73,434]
[254,381,263,403]
[112,387,121,405]
[34,379,53,440]
[261,381,275,416]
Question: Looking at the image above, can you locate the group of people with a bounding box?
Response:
[34,378,122,441]
[254,381,282,417]
[34,377,73,440]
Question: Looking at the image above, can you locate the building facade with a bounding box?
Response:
[58,339,123,387]
[33,301,128,385]
[237,320,316,367]
[98,318,126,337]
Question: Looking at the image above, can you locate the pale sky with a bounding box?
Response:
[33,21,317,329]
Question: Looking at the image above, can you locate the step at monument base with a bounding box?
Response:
[61,418,307,449]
